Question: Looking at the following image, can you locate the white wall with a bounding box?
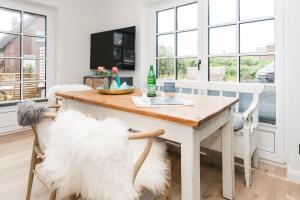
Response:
[284,0,300,184]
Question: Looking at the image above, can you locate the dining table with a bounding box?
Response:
[56,89,238,200]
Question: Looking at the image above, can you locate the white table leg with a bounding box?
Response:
[181,130,201,200]
[221,110,235,200]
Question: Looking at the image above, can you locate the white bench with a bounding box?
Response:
[157,79,264,187]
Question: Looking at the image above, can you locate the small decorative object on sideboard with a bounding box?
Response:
[96,66,119,89]
[95,66,134,95]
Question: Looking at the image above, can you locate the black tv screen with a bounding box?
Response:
[90,26,136,70]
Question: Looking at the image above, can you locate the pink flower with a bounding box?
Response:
[112,66,118,74]
[97,66,105,72]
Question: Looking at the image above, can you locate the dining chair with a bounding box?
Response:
[17,101,171,200]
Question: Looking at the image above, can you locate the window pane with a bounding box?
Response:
[0,8,21,33]
[23,36,46,59]
[209,57,236,81]
[157,59,175,79]
[23,82,45,100]
[23,59,46,81]
[23,13,46,36]
[157,34,174,57]
[177,58,198,80]
[0,83,20,103]
[240,20,274,53]
[0,59,20,81]
[0,33,20,57]
[177,31,198,57]
[240,0,274,20]
[157,9,175,33]
[259,86,276,124]
[209,0,236,25]
[209,26,236,55]
[177,3,198,30]
[240,55,274,83]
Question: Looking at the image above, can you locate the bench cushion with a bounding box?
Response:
[233,112,244,132]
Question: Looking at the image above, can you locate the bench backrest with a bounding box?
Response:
[156,79,265,122]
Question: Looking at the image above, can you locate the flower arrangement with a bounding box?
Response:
[97,66,119,78]
[96,66,120,89]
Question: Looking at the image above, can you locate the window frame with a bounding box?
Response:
[207,0,275,84]
[155,2,198,80]
[0,5,49,106]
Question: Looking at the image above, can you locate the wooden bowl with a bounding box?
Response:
[96,87,135,95]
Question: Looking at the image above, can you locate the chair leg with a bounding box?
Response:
[244,155,251,188]
[26,140,38,200]
[243,130,251,188]
[253,148,259,169]
[49,189,56,200]
[166,158,172,200]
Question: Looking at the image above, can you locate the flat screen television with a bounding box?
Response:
[90,26,136,70]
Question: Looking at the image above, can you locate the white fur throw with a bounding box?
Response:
[47,84,92,104]
[40,110,167,200]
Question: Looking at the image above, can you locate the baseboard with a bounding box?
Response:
[288,167,300,185]
[259,158,287,168]
[0,125,30,136]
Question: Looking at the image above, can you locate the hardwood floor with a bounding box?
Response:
[0,130,300,200]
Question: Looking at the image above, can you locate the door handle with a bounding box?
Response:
[198,59,202,70]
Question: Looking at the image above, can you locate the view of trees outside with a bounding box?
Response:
[157,59,174,79]
[177,58,197,79]
[209,55,274,82]
[157,57,197,80]
[157,43,198,79]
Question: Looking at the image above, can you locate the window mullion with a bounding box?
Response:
[236,0,240,83]
[175,7,178,80]
[20,10,24,101]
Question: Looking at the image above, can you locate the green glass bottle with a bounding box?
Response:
[147,65,156,97]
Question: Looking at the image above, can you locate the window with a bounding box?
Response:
[208,0,276,124]
[0,7,47,105]
[156,3,199,80]
[208,0,275,83]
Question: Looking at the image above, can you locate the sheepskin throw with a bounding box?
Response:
[40,110,167,200]
[47,84,92,104]
[17,101,48,126]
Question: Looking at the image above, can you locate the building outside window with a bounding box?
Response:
[0,7,47,105]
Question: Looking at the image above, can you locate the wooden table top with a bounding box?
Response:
[56,89,238,127]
